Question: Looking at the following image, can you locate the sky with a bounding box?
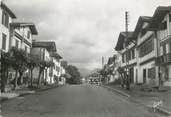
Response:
[4,0,171,76]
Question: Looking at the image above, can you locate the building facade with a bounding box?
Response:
[31,41,65,85]
[150,6,171,86]
[134,16,159,86]
[49,52,63,84]
[0,2,16,53]
[115,6,171,87]
[115,32,137,84]
[9,22,38,53]
[59,66,66,85]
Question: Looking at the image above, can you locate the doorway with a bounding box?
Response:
[143,69,146,84]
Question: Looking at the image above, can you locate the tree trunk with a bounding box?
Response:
[1,67,6,92]
[126,74,130,90]
[37,69,42,87]
[120,74,124,89]
[18,72,23,86]
[14,70,18,90]
[44,69,47,85]
[1,66,9,92]
[30,70,33,87]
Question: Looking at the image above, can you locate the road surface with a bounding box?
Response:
[2,85,163,117]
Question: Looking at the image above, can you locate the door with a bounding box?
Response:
[129,68,134,83]
[143,69,146,84]
[136,69,138,83]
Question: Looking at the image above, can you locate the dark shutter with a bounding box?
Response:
[15,40,19,48]
[5,13,9,27]
[2,10,5,25]
[2,33,7,50]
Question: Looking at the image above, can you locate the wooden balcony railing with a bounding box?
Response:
[156,53,171,65]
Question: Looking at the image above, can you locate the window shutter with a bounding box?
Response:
[5,13,9,27]
[2,33,7,50]
[2,11,5,25]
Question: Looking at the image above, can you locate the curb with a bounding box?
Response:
[35,85,62,92]
[1,85,60,102]
[146,105,171,115]
[101,85,171,115]
[101,85,130,97]
[156,106,171,115]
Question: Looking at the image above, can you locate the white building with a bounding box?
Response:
[149,6,171,86]
[59,66,66,85]
[0,2,16,53]
[134,16,159,86]
[49,52,63,84]
[115,32,137,84]
[9,22,38,53]
[32,41,65,85]
[115,6,171,87]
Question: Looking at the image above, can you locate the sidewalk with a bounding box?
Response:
[0,84,60,102]
[105,84,171,115]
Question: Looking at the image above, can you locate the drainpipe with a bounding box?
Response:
[154,31,160,87]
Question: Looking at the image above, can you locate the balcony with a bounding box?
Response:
[160,35,171,42]
[156,53,171,65]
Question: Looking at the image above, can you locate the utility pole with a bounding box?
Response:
[99,56,104,85]
[125,11,130,90]
[102,56,104,68]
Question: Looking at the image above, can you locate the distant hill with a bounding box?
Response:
[78,68,92,77]
[78,68,101,77]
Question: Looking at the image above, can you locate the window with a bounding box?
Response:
[131,49,135,59]
[140,29,147,38]
[27,31,31,39]
[166,44,169,54]
[2,33,7,50]
[25,46,27,52]
[159,21,167,30]
[15,40,19,48]
[160,46,163,56]
[163,44,166,55]
[139,35,154,57]
[128,51,131,61]
[122,54,125,63]
[148,67,156,79]
[169,14,171,22]
[2,10,9,28]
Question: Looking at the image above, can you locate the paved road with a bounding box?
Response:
[2,85,164,117]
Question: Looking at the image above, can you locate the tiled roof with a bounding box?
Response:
[115,31,134,51]
[133,16,152,38]
[32,41,57,52]
[107,57,114,65]
[1,2,16,18]
[10,22,38,35]
[50,52,62,60]
[149,6,171,29]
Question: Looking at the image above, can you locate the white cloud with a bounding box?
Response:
[5,0,171,74]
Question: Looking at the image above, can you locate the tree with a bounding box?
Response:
[37,60,54,87]
[100,64,109,84]
[27,54,39,87]
[44,61,54,85]
[10,47,29,90]
[0,51,12,92]
[117,67,126,89]
[65,65,81,84]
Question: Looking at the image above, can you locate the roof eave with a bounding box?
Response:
[1,2,17,18]
[149,6,171,28]
[10,23,38,35]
